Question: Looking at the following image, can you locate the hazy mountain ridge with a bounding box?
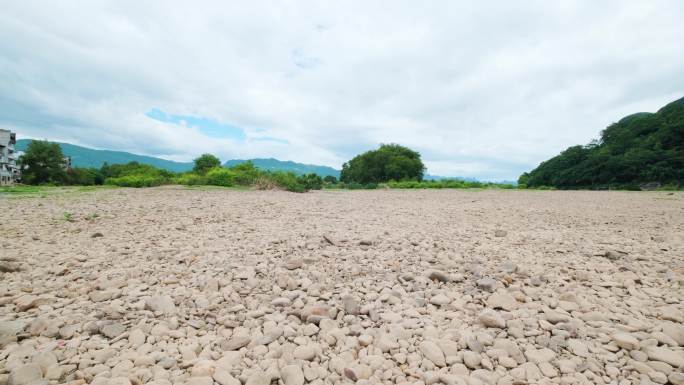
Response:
[15,139,342,177]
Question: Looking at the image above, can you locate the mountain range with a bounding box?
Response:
[15,139,501,182]
[15,139,341,177]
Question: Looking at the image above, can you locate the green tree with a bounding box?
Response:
[341,144,425,184]
[19,140,67,184]
[193,154,221,175]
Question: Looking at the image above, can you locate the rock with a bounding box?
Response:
[9,363,43,385]
[222,336,251,351]
[186,377,213,385]
[129,329,146,347]
[478,311,506,328]
[145,295,176,315]
[0,320,26,337]
[281,365,304,385]
[476,277,497,292]
[499,262,518,274]
[342,295,360,315]
[669,373,684,385]
[271,297,291,307]
[662,322,684,346]
[213,369,240,385]
[420,341,446,367]
[285,258,303,270]
[430,293,451,306]
[100,322,125,338]
[300,304,331,323]
[344,365,372,381]
[191,360,215,377]
[293,345,316,361]
[487,292,518,310]
[612,333,640,350]
[89,290,114,302]
[14,295,39,312]
[645,346,684,367]
[567,339,589,357]
[463,351,481,369]
[91,232,104,238]
[0,261,21,272]
[216,352,241,370]
[524,348,556,364]
[245,371,271,385]
[495,230,507,237]
[427,270,451,283]
[603,250,626,260]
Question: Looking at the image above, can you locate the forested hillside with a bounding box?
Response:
[519,97,684,189]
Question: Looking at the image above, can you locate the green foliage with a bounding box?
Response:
[205,168,238,187]
[19,140,68,184]
[65,168,104,186]
[297,173,323,190]
[173,173,208,186]
[105,174,168,187]
[521,97,684,189]
[63,212,75,222]
[102,161,172,187]
[228,161,261,185]
[341,144,425,184]
[193,154,221,175]
[264,171,306,193]
[323,175,338,184]
[384,179,515,189]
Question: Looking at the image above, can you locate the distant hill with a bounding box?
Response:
[16,139,194,172]
[16,139,342,177]
[519,96,684,188]
[224,158,340,178]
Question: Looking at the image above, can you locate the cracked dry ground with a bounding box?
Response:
[1,188,684,385]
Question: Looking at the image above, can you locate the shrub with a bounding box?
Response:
[228,161,261,185]
[105,174,167,187]
[174,173,208,186]
[205,168,238,187]
[65,167,104,186]
[266,171,306,192]
[297,173,323,190]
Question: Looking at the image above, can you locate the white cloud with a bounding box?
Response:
[1,0,683,180]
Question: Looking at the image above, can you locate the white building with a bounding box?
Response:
[0,129,21,185]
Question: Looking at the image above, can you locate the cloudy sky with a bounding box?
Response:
[2,1,683,180]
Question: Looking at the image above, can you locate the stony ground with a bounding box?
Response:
[1,187,683,385]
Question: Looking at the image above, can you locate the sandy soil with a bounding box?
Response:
[1,188,683,385]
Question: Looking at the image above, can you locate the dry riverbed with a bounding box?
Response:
[1,187,683,385]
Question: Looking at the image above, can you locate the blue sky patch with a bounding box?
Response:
[146,108,246,141]
[252,136,289,144]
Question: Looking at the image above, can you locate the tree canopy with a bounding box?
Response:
[193,153,221,174]
[340,144,425,184]
[520,97,684,188]
[19,140,68,184]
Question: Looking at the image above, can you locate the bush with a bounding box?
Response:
[297,173,323,190]
[105,174,167,188]
[265,171,306,192]
[173,173,208,186]
[65,167,104,186]
[205,168,238,187]
[229,161,261,185]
